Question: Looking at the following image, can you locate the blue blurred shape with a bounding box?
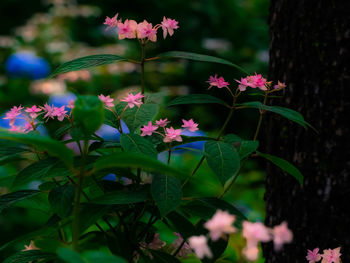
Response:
[173,130,206,154]
[48,92,77,108]
[6,52,50,80]
[102,173,116,181]
[0,113,48,135]
[96,121,129,141]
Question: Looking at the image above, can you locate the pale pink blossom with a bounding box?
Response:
[242,221,271,246]
[207,75,230,89]
[3,106,23,126]
[161,17,179,39]
[236,73,268,91]
[67,100,75,109]
[121,92,144,109]
[273,80,287,90]
[98,94,114,108]
[272,221,293,251]
[117,19,137,39]
[155,118,169,127]
[9,125,24,133]
[24,122,34,133]
[204,210,237,241]
[242,245,259,261]
[140,121,158,136]
[41,104,56,121]
[181,119,199,132]
[321,247,341,263]
[235,77,250,91]
[25,105,42,119]
[172,233,192,258]
[188,235,212,259]
[22,240,39,251]
[163,127,182,143]
[306,248,322,263]
[137,20,157,42]
[104,13,119,30]
[53,106,67,121]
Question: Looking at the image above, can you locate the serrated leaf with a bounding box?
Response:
[120,134,157,159]
[0,190,41,213]
[151,174,182,216]
[51,54,126,76]
[94,152,188,180]
[238,101,315,130]
[4,250,55,263]
[84,251,127,263]
[149,250,181,263]
[0,129,74,166]
[58,248,86,263]
[167,94,229,107]
[204,141,240,185]
[157,51,248,74]
[91,187,149,205]
[48,185,75,217]
[259,152,303,186]
[121,104,158,132]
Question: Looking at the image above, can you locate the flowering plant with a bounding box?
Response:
[0,13,321,263]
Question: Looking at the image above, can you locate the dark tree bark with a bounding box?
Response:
[263,0,350,262]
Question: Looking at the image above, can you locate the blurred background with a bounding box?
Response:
[0,0,269,261]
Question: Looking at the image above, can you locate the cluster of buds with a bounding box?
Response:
[104,13,179,43]
[140,118,198,143]
[188,209,293,261]
[307,247,342,263]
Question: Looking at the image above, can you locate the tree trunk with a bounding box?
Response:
[263,0,350,262]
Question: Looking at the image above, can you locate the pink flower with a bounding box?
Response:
[181,119,199,132]
[140,121,158,136]
[41,104,56,121]
[104,13,119,30]
[204,210,237,241]
[117,19,137,39]
[24,122,34,133]
[188,235,212,259]
[3,106,23,126]
[307,248,322,263]
[155,118,169,127]
[272,221,293,251]
[25,105,42,119]
[273,80,287,90]
[321,247,341,263]
[53,106,67,121]
[236,73,268,91]
[172,233,192,258]
[98,94,114,108]
[22,240,39,251]
[207,75,230,89]
[163,127,182,143]
[242,246,260,262]
[9,125,24,133]
[121,92,144,109]
[137,20,157,42]
[235,77,250,91]
[67,100,75,109]
[242,221,271,246]
[161,17,179,39]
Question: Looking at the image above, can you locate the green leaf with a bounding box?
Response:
[94,152,188,180]
[121,104,158,132]
[238,101,315,130]
[4,250,55,263]
[223,133,243,143]
[73,96,105,135]
[157,135,214,153]
[79,204,111,233]
[0,190,41,213]
[151,174,182,216]
[237,140,259,159]
[166,212,196,239]
[120,134,157,159]
[149,250,181,263]
[58,248,86,263]
[157,51,248,74]
[84,251,126,263]
[48,185,75,218]
[166,94,229,107]
[14,158,70,186]
[204,141,240,185]
[51,54,126,77]
[258,152,303,186]
[0,129,74,166]
[91,187,149,205]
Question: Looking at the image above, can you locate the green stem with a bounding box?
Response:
[140,43,146,101]
[72,140,88,251]
[253,92,268,141]
[167,144,172,164]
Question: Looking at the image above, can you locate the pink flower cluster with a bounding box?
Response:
[104,13,179,42]
[99,92,144,110]
[140,118,199,143]
[307,247,342,263]
[188,210,293,261]
[3,103,71,133]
